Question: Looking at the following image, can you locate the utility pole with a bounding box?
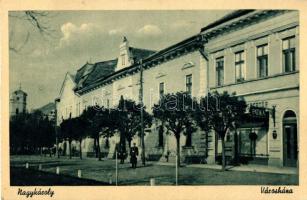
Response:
[139,59,145,166]
[55,98,60,158]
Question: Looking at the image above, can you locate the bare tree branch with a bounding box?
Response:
[9,11,56,53]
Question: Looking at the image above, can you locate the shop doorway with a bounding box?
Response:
[283,110,298,167]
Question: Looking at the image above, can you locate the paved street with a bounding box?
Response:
[10,155,298,185]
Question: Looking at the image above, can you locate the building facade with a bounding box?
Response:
[201,10,299,167]
[56,10,299,167]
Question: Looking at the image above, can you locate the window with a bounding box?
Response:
[107,99,110,109]
[216,57,224,86]
[282,37,296,72]
[257,44,268,78]
[235,51,245,82]
[186,74,192,96]
[16,108,19,115]
[159,82,164,99]
[121,54,125,66]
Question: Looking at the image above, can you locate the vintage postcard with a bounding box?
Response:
[1,0,307,200]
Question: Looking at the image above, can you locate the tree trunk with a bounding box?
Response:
[97,137,101,161]
[94,138,98,158]
[79,139,82,160]
[176,135,180,167]
[185,132,192,147]
[221,136,226,171]
[127,138,132,149]
[158,125,164,147]
[69,140,72,159]
[105,137,109,148]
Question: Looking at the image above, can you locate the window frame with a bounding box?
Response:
[282,36,296,73]
[235,51,245,83]
[216,57,224,86]
[257,44,269,78]
[185,74,192,96]
[159,82,165,99]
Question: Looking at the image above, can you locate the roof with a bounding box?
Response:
[13,89,27,96]
[76,35,201,94]
[129,47,156,62]
[36,102,55,115]
[75,59,118,90]
[201,10,255,32]
[74,62,95,86]
[82,59,118,87]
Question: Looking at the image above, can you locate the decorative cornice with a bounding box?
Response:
[201,10,289,42]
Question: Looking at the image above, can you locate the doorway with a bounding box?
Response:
[283,110,298,167]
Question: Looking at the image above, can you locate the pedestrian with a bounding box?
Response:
[130,143,139,169]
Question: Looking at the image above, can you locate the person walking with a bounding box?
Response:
[130,143,139,169]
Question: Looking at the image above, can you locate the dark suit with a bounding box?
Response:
[130,146,139,168]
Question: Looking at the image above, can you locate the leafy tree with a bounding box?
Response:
[70,117,87,159]
[153,92,195,166]
[60,116,74,159]
[203,91,247,171]
[192,96,213,159]
[80,106,102,160]
[115,96,152,163]
[10,110,55,155]
[80,106,119,160]
[98,108,118,149]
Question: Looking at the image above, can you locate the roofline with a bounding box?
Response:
[75,34,202,94]
[200,10,255,32]
[200,10,290,42]
[58,72,76,99]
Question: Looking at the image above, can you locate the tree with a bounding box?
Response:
[192,96,213,159]
[71,117,87,159]
[153,92,195,166]
[9,11,55,53]
[80,106,103,160]
[98,108,118,149]
[10,110,56,155]
[115,96,152,163]
[60,116,74,159]
[202,91,247,171]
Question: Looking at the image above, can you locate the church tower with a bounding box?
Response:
[10,84,27,116]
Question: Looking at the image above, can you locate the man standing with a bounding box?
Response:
[130,143,139,169]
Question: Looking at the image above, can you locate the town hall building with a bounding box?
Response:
[56,10,299,167]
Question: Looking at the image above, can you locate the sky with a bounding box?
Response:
[9,10,231,110]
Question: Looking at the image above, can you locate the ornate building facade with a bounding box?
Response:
[56,10,299,167]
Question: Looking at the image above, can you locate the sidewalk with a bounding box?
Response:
[155,162,298,175]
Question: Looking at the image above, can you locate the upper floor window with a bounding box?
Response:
[121,54,125,66]
[282,37,296,72]
[159,82,164,99]
[216,57,224,86]
[257,44,268,78]
[235,51,245,82]
[186,74,192,96]
[107,99,110,109]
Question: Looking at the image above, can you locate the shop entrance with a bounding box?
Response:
[283,110,298,167]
